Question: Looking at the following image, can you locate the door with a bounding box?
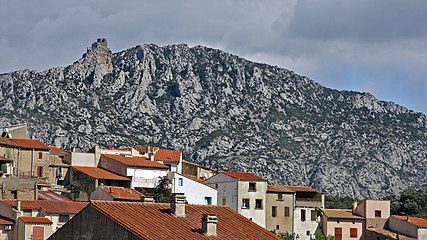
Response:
[33,226,44,240]
[334,227,342,240]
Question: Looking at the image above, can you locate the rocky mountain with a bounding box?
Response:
[0,39,426,199]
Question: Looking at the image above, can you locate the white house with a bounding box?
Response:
[204,172,267,228]
[98,154,169,190]
[167,172,217,205]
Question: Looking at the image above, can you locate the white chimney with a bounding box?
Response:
[16,200,21,211]
[352,202,358,214]
[171,193,186,217]
[202,214,218,237]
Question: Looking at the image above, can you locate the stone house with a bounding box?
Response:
[48,194,281,240]
[204,172,268,227]
[47,146,69,186]
[266,185,296,234]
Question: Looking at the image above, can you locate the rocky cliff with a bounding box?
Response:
[1,39,426,199]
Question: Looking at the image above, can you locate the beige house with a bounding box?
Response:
[266,185,295,234]
[47,146,69,186]
[322,209,365,240]
[181,160,216,180]
[204,172,267,227]
[388,215,427,240]
[17,217,53,240]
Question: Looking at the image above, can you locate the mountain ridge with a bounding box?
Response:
[0,39,426,199]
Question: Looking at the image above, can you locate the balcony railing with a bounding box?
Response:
[295,198,323,207]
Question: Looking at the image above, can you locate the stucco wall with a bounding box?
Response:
[323,218,365,240]
[127,167,168,188]
[266,192,294,233]
[168,172,217,205]
[204,174,238,210]
[237,181,267,228]
[294,206,320,240]
[418,228,427,240]
[389,216,418,238]
[64,152,96,167]
[98,156,127,176]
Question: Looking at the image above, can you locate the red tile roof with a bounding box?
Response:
[324,209,365,220]
[221,172,266,181]
[0,216,13,224]
[154,149,181,163]
[101,186,144,200]
[102,154,169,169]
[7,138,50,150]
[48,146,67,154]
[367,228,416,240]
[19,217,52,224]
[284,186,322,193]
[0,156,12,162]
[37,201,88,214]
[267,185,296,193]
[88,201,280,239]
[392,215,427,227]
[0,200,41,209]
[72,166,130,181]
[37,191,72,201]
[0,138,17,147]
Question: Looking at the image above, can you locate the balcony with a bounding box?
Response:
[132,177,159,188]
[295,198,323,208]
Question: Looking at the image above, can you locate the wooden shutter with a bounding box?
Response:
[33,226,44,240]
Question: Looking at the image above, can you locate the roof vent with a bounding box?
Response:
[170,193,186,217]
[202,214,218,237]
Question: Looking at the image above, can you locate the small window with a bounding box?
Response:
[350,228,358,238]
[301,209,306,222]
[311,210,317,221]
[375,210,381,218]
[38,152,43,159]
[337,220,340,224]
[278,193,283,200]
[58,215,70,224]
[37,166,43,177]
[178,178,183,186]
[215,184,218,188]
[255,199,263,209]
[272,206,277,217]
[306,231,310,236]
[353,220,355,224]
[249,182,256,192]
[11,191,17,199]
[242,199,250,209]
[284,207,290,217]
[276,225,279,230]
[222,197,227,206]
[204,197,212,205]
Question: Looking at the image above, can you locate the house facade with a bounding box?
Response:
[266,185,296,234]
[322,209,365,240]
[204,172,267,227]
[167,172,217,205]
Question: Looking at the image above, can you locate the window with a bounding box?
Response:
[306,231,310,236]
[249,182,256,192]
[11,191,17,199]
[311,210,317,221]
[276,225,280,230]
[337,220,340,223]
[278,193,283,200]
[272,206,277,217]
[58,215,70,224]
[38,152,43,159]
[178,178,183,186]
[350,228,358,238]
[242,199,250,209]
[301,209,306,221]
[375,210,381,218]
[255,199,263,209]
[37,166,43,177]
[204,197,212,205]
[222,197,227,206]
[284,207,290,217]
[215,184,218,189]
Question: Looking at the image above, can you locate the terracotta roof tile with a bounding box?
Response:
[324,209,365,220]
[284,186,322,193]
[72,166,130,181]
[6,138,50,150]
[367,228,416,240]
[267,185,296,193]
[48,146,67,154]
[392,215,427,227]
[0,200,41,209]
[19,217,52,224]
[221,172,266,181]
[101,186,144,200]
[0,216,13,224]
[182,160,214,171]
[89,201,281,239]
[0,138,17,147]
[37,201,88,214]
[102,154,169,169]
[37,191,72,201]
[154,149,181,163]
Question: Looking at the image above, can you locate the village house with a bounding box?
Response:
[48,193,281,240]
[287,186,325,240]
[47,146,68,186]
[266,184,296,234]
[90,184,144,202]
[0,124,29,139]
[204,172,268,227]
[322,209,365,240]
[388,215,427,240]
[181,160,216,180]
[65,166,130,201]
[167,172,217,205]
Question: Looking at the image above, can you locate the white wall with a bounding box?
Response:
[237,181,267,228]
[418,228,427,240]
[127,167,168,188]
[294,207,320,240]
[204,174,238,209]
[168,172,217,205]
[64,152,96,167]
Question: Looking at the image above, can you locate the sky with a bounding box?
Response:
[1,0,426,114]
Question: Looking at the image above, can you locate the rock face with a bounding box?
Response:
[0,40,426,199]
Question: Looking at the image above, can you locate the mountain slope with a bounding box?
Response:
[0,39,426,199]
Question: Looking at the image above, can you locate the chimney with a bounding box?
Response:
[170,193,186,217]
[202,214,218,237]
[16,200,21,212]
[352,202,358,214]
[143,196,155,203]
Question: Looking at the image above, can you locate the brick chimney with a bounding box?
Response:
[202,214,218,237]
[170,193,186,217]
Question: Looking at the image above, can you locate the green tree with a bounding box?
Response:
[153,176,172,203]
[271,230,299,240]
